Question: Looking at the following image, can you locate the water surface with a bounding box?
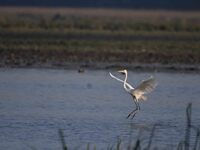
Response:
[0,68,200,149]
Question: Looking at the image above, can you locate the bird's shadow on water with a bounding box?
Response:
[117,120,158,150]
[127,122,153,134]
[128,120,178,132]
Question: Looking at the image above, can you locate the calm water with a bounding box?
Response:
[0,68,200,149]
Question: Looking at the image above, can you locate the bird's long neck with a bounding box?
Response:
[123,72,129,92]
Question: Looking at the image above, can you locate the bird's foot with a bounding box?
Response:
[126,114,131,119]
[126,111,137,119]
[126,113,136,119]
[131,113,136,119]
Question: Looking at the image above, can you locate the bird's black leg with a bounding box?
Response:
[138,103,140,110]
[126,108,137,119]
[126,100,138,119]
[131,103,140,119]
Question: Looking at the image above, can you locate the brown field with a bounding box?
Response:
[1,7,200,19]
[0,7,200,71]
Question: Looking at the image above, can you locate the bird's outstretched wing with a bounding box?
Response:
[133,76,157,100]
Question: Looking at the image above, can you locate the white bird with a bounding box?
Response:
[109,69,157,119]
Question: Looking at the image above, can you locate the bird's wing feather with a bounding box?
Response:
[109,72,134,90]
[134,76,157,95]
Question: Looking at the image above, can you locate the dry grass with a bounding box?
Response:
[0,7,199,32]
[0,7,200,19]
[0,7,200,68]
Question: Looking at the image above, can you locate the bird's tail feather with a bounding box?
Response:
[140,95,147,101]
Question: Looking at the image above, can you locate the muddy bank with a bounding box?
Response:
[0,49,200,72]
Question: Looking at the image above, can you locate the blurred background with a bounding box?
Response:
[0,0,199,70]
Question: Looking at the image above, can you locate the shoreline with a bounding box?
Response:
[1,62,199,73]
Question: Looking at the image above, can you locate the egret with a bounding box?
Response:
[109,69,157,119]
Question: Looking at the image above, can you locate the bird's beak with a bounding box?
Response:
[118,70,125,75]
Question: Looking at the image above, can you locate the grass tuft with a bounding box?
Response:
[58,129,68,150]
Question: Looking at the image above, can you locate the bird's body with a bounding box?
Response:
[109,70,157,119]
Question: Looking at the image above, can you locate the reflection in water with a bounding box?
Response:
[0,68,200,149]
[129,122,153,131]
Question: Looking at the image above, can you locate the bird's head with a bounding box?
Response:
[118,69,127,75]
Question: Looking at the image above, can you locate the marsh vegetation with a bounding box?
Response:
[0,7,200,68]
